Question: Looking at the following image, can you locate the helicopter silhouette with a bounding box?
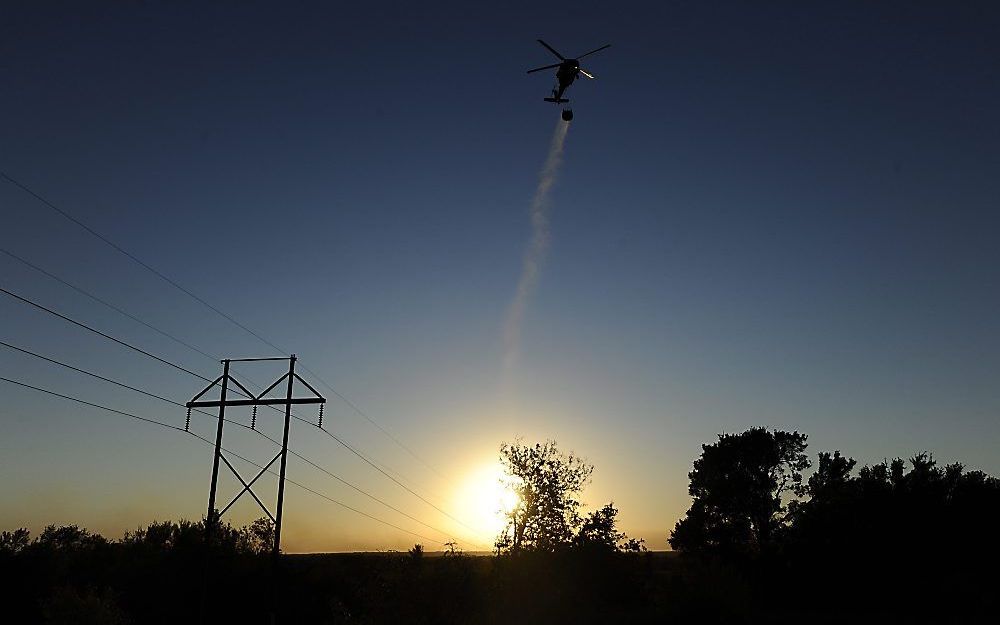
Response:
[527,39,610,121]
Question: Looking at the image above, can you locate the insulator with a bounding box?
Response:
[318,403,324,429]
[185,407,191,432]
[251,405,257,430]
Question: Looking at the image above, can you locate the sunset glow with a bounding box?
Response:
[453,462,519,540]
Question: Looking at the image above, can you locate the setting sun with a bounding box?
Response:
[452,462,519,540]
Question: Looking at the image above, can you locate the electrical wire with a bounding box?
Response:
[0,247,219,362]
[0,375,185,432]
[310,422,491,541]
[297,361,458,487]
[0,339,201,410]
[0,170,284,356]
[0,374,453,547]
[0,283,491,543]
[0,341,487,549]
[0,224,490,542]
[183,432,449,547]
[1,169,455,485]
[0,285,212,383]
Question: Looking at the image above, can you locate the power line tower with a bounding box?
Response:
[186,355,325,623]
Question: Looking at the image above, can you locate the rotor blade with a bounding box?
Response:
[527,63,562,74]
[576,43,611,60]
[579,68,595,79]
[537,39,565,60]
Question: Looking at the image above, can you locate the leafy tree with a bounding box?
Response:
[237,517,275,555]
[574,503,646,553]
[786,451,1000,615]
[0,528,30,555]
[670,427,810,554]
[784,450,858,557]
[35,525,108,551]
[120,517,273,556]
[805,450,856,498]
[496,440,593,553]
[496,440,642,555]
[121,520,193,551]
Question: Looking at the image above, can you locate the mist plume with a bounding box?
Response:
[503,119,570,372]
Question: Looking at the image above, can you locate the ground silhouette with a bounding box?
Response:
[2,433,998,623]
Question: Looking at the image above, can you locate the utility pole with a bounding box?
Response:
[187,355,325,624]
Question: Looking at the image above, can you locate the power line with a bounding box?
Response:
[0,251,301,410]
[242,455,447,547]
[265,408,489,545]
[0,375,185,432]
[0,170,283,355]
[310,423,491,542]
[217,400,491,546]
[0,281,490,544]
[296,362,457,486]
[0,285,212,383]
[0,247,219,362]
[281,446,485,549]
[2,169,455,486]
[2,175,487,542]
[227,377,483,540]
[0,340,485,549]
[0,375,452,547]
[0,339,203,410]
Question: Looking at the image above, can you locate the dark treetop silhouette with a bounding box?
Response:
[669,427,810,554]
[495,439,643,555]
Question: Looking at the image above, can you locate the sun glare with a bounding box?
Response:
[453,462,518,540]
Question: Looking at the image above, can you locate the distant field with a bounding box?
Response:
[289,550,679,558]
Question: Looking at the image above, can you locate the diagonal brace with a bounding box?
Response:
[255,372,290,401]
[217,451,280,522]
[226,374,256,402]
[292,373,324,400]
[188,375,224,404]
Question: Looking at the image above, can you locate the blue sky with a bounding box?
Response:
[2,1,999,551]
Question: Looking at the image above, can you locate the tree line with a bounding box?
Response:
[2,429,998,622]
[668,427,1000,560]
[493,431,999,559]
[487,431,999,619]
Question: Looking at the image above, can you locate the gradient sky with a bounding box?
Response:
[2,1,999,552]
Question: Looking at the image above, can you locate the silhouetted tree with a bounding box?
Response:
[121,519,199,551]
[120,517,274,556]
[783,450,859,562]
[791,451,1000,555]
[237,517,275,555]
[574,503,646,553]
[805,450,856,497]
[786,450,1000,617]
[496,440,593,553]
[495,440,644,556]
[34,524,108,551]
[670,427,809,554]
[0,528,30,555]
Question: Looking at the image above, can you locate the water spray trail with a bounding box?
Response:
[503,119,570,372]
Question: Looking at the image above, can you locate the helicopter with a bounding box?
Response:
[527,39,610,121]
